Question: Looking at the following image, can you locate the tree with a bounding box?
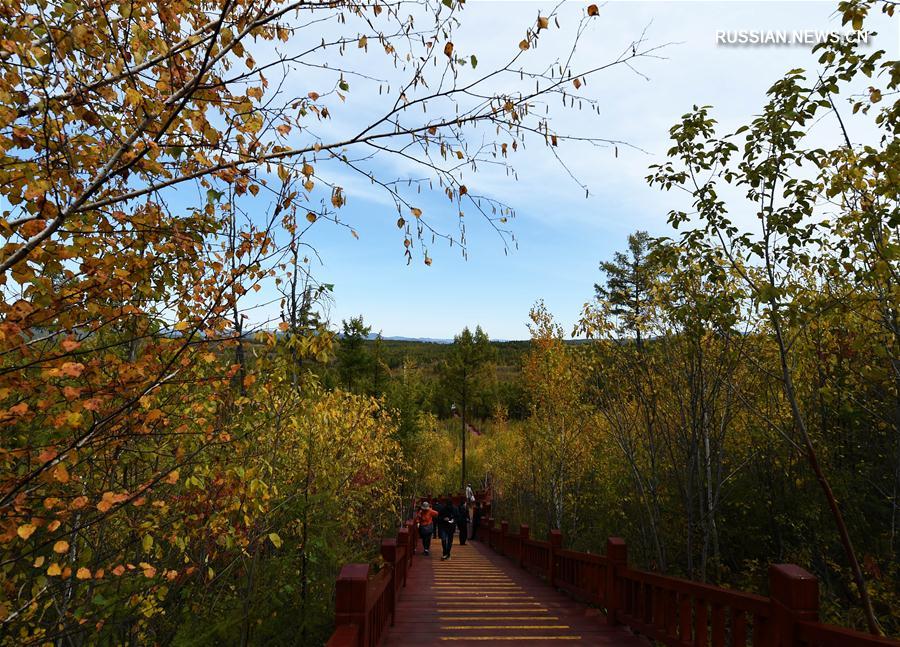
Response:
[0,0,659,639]
[595,231,655,351]
[336,316,372,392]
[523,302,595,532]
[647,1,897,631]
[441,326,495,488]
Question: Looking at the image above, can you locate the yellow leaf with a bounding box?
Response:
[302,163,314,177]
[47,563,62,577]
[269,533,282,548]
[72,24,90,48]
[358,36,367,48]
[76,567,91,580]
[411,207,423,218]
[174,321,189,332]
[53,540,69,554]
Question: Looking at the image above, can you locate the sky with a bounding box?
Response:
[246,1,900,340]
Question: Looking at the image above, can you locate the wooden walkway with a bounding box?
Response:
[383,540,647,646]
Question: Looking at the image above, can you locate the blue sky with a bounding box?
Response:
[243,1,899,340]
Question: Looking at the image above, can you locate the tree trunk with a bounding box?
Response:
[769,300,881,635]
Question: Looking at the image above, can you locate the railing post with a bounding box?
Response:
[380,540,398,627]
[605,537,627,626]
[397,527,410,585]
[769,564,818,647]
[335,563,369,647]
[500,520,509,556]
[548,530,562,587]
[519,525,530,567]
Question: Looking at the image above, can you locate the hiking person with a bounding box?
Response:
[465,483,475,535]
[415,501,438,556]
[436,499,457,560]
[471,501,482,541]
[456,501,469,545]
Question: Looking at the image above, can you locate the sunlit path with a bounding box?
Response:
[383,541,648,646]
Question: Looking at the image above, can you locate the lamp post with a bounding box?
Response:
[451,402,466,489]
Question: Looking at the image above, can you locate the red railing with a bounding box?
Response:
[325,490,491,647]
[479,516,899,647]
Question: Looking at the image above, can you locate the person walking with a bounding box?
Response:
[465,483,475,537]
[471,501,482,541]
[436,499,457,560]
[456,501,469,545]
[415,501,438,556]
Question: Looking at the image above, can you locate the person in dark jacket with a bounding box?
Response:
[436,500,457,560]
[456,502,469,545]
[471,501,482,541]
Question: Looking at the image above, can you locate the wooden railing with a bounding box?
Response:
[479,516,899,647]
[325,521,416,647]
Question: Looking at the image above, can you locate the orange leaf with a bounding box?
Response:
[53,540,69,554]
[444,42,454,58]
[61,338,80,352]
[17,524,36,540]
[587,4,599,16]
[47,563,62,577]
[60,362,85,378]
[76,567,91,580]
[52,464,69,483]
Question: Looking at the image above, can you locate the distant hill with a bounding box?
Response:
[367,334,454,344]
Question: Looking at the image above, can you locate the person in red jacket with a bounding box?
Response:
[415,501,439,556]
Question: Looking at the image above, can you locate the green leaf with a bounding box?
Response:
[269,532,283,549]
[470,55,477,69]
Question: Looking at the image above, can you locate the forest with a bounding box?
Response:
[0,0,897,644]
